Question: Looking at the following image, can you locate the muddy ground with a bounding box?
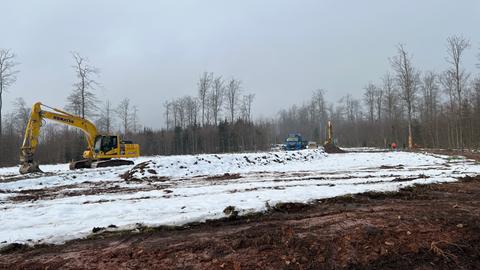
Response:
[419,148,480,162]
[1,170,480,269]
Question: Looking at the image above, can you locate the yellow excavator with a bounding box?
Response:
[19,102,140,174]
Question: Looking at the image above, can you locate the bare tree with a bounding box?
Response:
[445,35,470,150]
[339,94,361,122]
[390,44,419,149]
[176,97,187,128]
[338,94,362,145]
[374,87,383,122]
[167,97,196,129]
[210,76,224,125]
[67,52,99,118]
[205,95,212,126]
[473,77,480,146]
[246,94,255,122]
[0,49,19,136]
[184,96,199,127]
[382,73,397,124]
[131,105,140,133]
[308,89,328,141]
[420,71,440,147]
[312,89,327,122]
[198,72,212,126]
[240,93,255,122]
[96,100,114,134]
[13,97,30,136]
[171,99,179,128]
[225,78,241,122]
[116,98,130,135]
[363,83,376,123]
[440,70,458,148]
[163,101,171,130]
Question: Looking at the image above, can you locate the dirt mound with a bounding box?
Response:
[121,161,168,182]
[121,161,150,181]
[323,142,346,153]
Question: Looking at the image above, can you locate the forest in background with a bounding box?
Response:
[0,35,479,167]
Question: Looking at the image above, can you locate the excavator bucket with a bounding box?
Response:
[19,161,43,174]
[19,149,43,174]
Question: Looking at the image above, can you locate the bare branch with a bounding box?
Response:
[225,78,241,122]
[67,52,100,118]
[0,48,19,136]
[198,72,213,126]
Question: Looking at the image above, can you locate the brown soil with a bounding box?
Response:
[6,182,171,203]
[206,173,242,181]
[323,143,346,153]
[420,148,480,162]
[2,173,480,269]
[121,161,170,182]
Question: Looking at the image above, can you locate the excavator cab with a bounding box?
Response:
[75,135,138,169]
[94,135,118,155]
[90,135,139,159]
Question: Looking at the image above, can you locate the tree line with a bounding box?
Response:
[0,35,479,167]
[275,36,480,150]
[132,71,263,156]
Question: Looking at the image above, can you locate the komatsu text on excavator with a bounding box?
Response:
[19,102,140,174]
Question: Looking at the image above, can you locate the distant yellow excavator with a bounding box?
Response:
[19,102,140,174]
[323,121,345,153]
[324,121,334,146]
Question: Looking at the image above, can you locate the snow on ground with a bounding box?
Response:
[1,149,480,247]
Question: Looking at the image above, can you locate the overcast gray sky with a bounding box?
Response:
[1,0,479,128]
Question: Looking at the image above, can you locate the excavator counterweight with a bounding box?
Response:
[19,102,140,174]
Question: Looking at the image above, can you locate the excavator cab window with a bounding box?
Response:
[94,137,102,153]
[94,136,118,153]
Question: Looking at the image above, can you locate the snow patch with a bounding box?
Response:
[1,149,479,246]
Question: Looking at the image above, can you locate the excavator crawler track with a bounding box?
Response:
[91,159,134,168]
[69,159,134,170]
[69,159,93,170]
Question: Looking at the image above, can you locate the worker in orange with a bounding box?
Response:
[391,142,397,150]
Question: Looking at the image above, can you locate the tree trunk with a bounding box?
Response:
[0,86,2,138]
[81,76,85,119]
[408,121,413,149]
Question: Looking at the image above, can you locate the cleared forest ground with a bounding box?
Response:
[1,174,480,269]
[1,149,480,269]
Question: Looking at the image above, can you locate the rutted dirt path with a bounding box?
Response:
[2,175,480,269]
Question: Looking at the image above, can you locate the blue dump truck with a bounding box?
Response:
[283,133,308,150]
